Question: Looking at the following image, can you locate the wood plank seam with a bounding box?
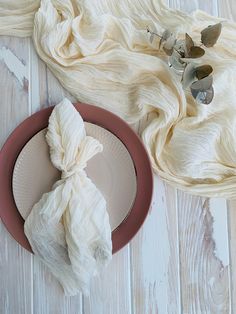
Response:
[215,3,232,314]
[227,201,233,314]
[29,37,35,314]
[128,244,134,314]
[175,188,183,314]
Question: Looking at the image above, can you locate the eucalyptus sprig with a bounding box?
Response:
[147,23,222,104]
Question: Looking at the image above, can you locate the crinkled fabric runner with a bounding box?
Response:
[24,98,112,295]
[1,0,236,198]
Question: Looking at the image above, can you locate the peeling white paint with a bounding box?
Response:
[209,198,229,267]
[0,46,28,87]
[29,41,40,114]
[208,276,215,288]
[141,175,171,314]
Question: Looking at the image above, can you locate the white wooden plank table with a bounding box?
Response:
[0,0,235,313]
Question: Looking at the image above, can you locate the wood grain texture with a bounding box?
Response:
[227,200,236,313]
[169,0,218,15]
[130,111,181,314]
[177,193,230,313]
[169,1,231,313]
[130,176,181,314]
[0,36,32,314]
[83,247,132,314]
[218,0,236,22]
[217,2,236,313]
[0,1,235,313]
[216,1,236,311]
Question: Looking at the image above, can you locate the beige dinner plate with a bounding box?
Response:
[12,123,137,231]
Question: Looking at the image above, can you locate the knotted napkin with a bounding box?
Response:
[24,98,112,296]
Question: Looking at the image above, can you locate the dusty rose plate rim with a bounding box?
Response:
[0,103,153,254]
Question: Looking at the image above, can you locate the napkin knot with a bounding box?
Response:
[61,166,84,180]
[61,136,103,180]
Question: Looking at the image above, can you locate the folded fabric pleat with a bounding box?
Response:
[24,98,112,296]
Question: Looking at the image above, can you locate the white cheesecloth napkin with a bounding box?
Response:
[24,98,112,296]
[1,0,236,198]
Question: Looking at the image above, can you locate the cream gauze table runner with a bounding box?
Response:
[24,98,112,296]
[1,0,236,198]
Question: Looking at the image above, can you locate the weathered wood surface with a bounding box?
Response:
[0,0,234,313]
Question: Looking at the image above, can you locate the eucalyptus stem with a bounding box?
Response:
[147,27,183,57]
[150,31,162,39]
[173,47,184,57]
[146,22,222,105]
[146,26,162,38]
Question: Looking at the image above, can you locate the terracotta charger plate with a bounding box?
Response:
[0,103,153,254]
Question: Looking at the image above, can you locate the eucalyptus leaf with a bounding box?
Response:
[174,40,186,58]
[163,46,173,56]
[180,57,202,63]
[163,34,176,56]
[191,86,214,104]
[185,33,194,56]
[150,33,154,43]
[163,29,172,40]
[195,64,213,80]
[191,75,213,92]
[169,51,186,72]
[159,29,172,49]
[182,63,196,89]
[187,46,205,58]
[201,23,222,47]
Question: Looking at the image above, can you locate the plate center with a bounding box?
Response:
[12,122,137,231]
